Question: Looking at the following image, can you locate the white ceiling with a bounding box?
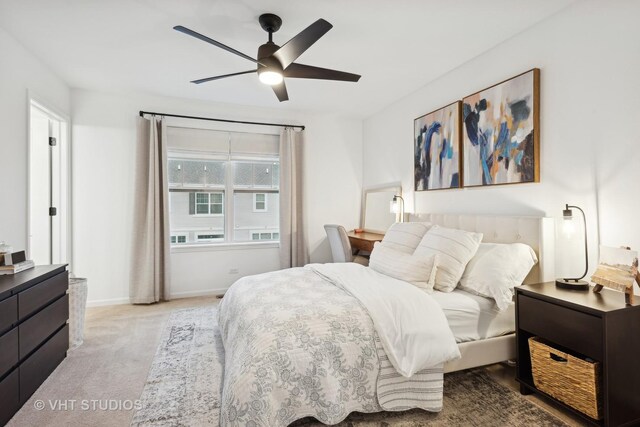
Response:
[0,0,574,117]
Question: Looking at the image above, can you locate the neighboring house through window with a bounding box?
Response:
[167,126,280,246]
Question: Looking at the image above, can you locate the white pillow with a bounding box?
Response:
[414,225,482,292]
[369,242,438,291]
[380,222,431,254]
[458,243,538,311]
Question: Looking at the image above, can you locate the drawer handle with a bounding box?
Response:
[549,352,568,363]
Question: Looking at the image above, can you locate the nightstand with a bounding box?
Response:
[515,283,640,427]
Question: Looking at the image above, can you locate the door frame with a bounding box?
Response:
[27,92,72,268]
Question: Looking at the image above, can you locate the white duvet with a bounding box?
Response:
[218,263,461,426]
[310,263,460,377]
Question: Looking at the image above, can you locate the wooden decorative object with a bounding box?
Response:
[591,246,637,305]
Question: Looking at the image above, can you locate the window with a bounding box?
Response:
[196,233,224,242]
[253,193,267,212]
[169,157,226,245]
[171,234,187,244]
[167,127,279,246]
[194,192,223,215]
[251,231,279,241]
[233,161,279,242]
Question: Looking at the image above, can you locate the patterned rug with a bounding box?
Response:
[131,306,568,426]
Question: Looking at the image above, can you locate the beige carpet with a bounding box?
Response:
[8,297,583,426]
[8,297,219,427]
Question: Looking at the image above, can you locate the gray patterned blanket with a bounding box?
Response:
[218,264,458,426]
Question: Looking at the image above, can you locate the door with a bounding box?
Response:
[29,101,69,265]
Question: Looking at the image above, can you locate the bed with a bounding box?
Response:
[432,288,517,343]
[218,214,554,426]
[408,214,554,373]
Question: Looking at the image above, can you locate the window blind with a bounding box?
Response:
[166,126,279,159]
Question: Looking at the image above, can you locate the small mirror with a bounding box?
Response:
[362,185,401,233]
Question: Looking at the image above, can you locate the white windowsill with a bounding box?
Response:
[171,241,280,253]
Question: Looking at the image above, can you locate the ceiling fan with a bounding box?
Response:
[174,13,361,102]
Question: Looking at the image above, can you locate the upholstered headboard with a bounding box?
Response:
[408,213,555,285]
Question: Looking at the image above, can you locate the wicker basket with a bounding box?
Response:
[529,337,602,420]
[68,277,88,350]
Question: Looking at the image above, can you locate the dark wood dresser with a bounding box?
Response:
[0,265,69,426]
[516,282,640,427]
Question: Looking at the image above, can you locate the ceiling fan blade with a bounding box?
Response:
[174,25,263,66]
[284,63,361,82]
[272,19,332,69]
[272,81,289,102]
[191,70,255,84]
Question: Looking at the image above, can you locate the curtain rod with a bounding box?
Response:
[139,110,305,131]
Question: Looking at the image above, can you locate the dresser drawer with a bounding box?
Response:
[19,294,68,359]
[18,271,68,320]
[20,324,68,404]
[518,294,603,360]
[0,295,17,334]
[0,328,18,378]
[0,369,20,426]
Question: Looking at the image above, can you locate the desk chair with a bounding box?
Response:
[324,224,369,266]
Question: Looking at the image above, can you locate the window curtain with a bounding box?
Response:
[279,127,308,268]
[130,116,171,303]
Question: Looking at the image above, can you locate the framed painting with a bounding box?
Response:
[414,101,462,191]
[462,68,540,187]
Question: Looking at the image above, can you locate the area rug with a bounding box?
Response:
[131,305,223,426]
[131,305,568,426]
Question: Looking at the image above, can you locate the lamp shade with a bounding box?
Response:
[389,195,404,222]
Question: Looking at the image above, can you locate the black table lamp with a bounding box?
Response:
[556,204,589,290]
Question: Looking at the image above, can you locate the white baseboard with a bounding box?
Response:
[86,297,130,308]
[168,288,228,299]
[85,288,229,308]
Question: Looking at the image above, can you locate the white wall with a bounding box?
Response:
[363,0,640,288]
[0,26,70,251]
[71,89,362,305]
[304,113,363,262]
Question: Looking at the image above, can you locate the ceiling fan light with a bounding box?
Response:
[259,70,283,85]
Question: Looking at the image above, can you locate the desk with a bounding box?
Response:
[347,231,384,253]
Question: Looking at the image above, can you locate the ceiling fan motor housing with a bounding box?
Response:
[257,42,279,61]
[257,43,283,76]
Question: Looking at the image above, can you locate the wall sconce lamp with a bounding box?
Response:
[390,195,405,223]
[556,204,589,290]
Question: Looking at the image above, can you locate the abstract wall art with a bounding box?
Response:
[414,101,462,191]
[462,69,540,187]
